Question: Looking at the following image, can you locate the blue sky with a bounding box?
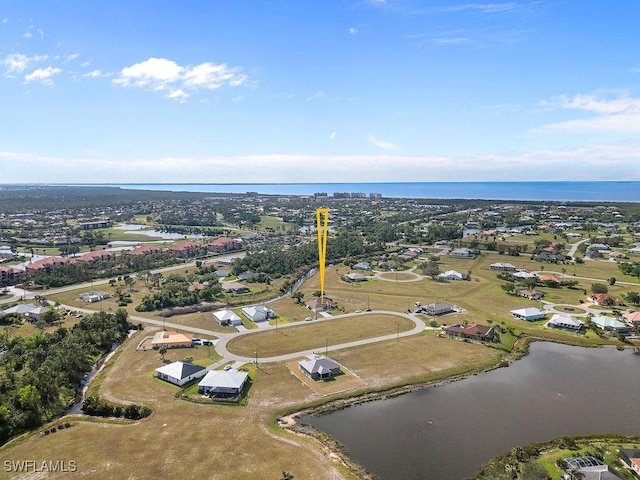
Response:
[1,1,639,183]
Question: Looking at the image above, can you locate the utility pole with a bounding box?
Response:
[255,348,258,365]
[325,338,328,356]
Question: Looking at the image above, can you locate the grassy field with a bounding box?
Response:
[0,322,500,480]
[227,314,415,357]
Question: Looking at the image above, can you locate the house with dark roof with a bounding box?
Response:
[444,323,494,341]
[155,361,207,386]
[305,297,336,313]
[298,355,342,380]
[342,272,367,282]
[221,281,250,294]
[516,288,545,300]
[563,456,623,480]
[352,261,371,271]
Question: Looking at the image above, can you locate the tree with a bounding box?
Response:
[608,277,616,286]
[419,261,440,280]
[281,472,294,480]
[590,283,608,294]
[625,291,640,305]
[291,291,304,304]
[158,346,168,362]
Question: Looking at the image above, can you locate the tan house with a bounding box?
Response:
[151,331,193,349]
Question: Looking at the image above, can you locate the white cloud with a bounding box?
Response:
[349,27,359,35]
[81,61,90,67]
[367,135,401,150]
[330,131,337,140]
[82,69,106,78]
[2,18,8,24]
[24,66,62,85]
[166,88,189,102]
[66,53,80,61]
[232,95,245,102]
[113,57,248,101]
[37,28,44,40]
[532,93,640,134]
[23,31,33,39]
[2,53,48,74]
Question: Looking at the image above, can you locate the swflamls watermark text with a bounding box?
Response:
[4,460,77,473]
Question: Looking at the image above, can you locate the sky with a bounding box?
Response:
[1,0,640,184]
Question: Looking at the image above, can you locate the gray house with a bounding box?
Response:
[154,361,207,387]
[198,369,248,397]
[419,302,455,316]
[298,355,341,380]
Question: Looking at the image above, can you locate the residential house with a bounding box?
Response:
[591,315,633,334]
[419,302,455,316]
[538,274,562,285]
[516,288,544,300]
[26,306,49,323]
[342,272,367,282]
[169,241,203,258]
[622,311,640,326]
[619,448,640,475]
[213,309,242,326]
[154,361,207,386]
[214,269,231,278]
[0,303,36,316]
[221,281,250,294]
[198,369,248,397]
[150,331,194,349]
[305,297,336,313]
[628,246,640,255]
[449,248,474,258]
[79,291,111,303]
[546,314,584,332]
[298,355,342,380]
[444,323,494,341]
[563,456,623,480]
[512,271,537,281]
[352,261,372,271]
[490,262,517,271]
[510,307,546,321]
[608,251,626,261]
[589,293,623,307]
[241,305,274,323]
[437,270,467,281]
[128,245,163,256]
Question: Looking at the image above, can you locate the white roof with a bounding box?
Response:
[548,314,583,327]
[213,309,241,322]
[1,304,36,315]
[440,270,464,277]
[198,370,248,389]
[512,271,537,279]
[511,307,545,317]
[592,315,628,329]
[242,305,272,316]
[155,361,205,380]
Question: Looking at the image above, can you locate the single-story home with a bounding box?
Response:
[154,360,207,386]
[510,307,546,321]
[512,271,537,280]
[298,354,342,380]
[628,246,640,255]
[213,309,242,326]
[0,303,37,316]
[437,270,467,281]
[591,315,633,334]
[26,306,49,323]
[588,294,623,307]
[449,248,474,258]
[221,281,250,294]
[623,311,640,325]
[198,369,248,397]
[619,448,640,475]
[546,314,584,332]
[79,291,111,303]
[490,262,517,271]
[538,274,562,285]
[352,261,372,271]
[419,302,455,316]
[305,297,336,313]
[444,323,494,341]
[241,305,274,323]
[151,331,194,349]
[342,272,367,282]
[563,456,624,480]
[516,288,544,300]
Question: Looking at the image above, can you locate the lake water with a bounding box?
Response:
[300,343,640,480]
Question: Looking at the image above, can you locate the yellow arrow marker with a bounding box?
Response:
[316,208,329,303]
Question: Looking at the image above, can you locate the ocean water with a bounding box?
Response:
[95,182,639,203]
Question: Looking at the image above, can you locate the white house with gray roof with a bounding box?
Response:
[299,355,341,380]
[241,305,274,323]
[155,361,207,386]
[198,369,248,397]
[213,309,242,326]
[511,307,546,321]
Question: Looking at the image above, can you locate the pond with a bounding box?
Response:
[301,343,640,479]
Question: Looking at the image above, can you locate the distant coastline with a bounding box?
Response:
[61,181,640,203]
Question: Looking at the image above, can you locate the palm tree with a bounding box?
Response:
[158,346,168,362]
[281,472,294,480]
